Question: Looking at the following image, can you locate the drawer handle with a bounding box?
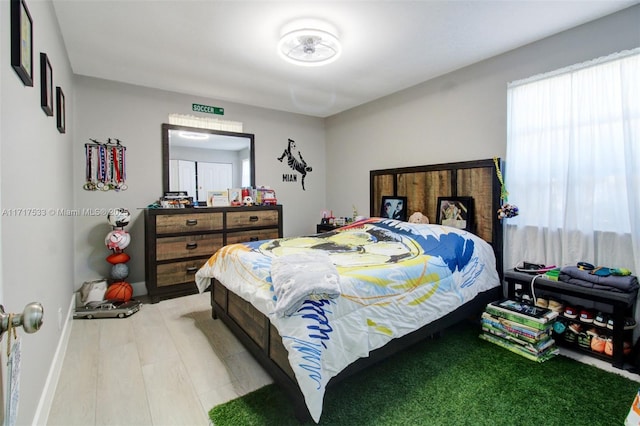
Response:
[186,242,198,250]
[186,219,198,226]
[249,237,259,242]
[186,266,198,274]
[249,215,259,222]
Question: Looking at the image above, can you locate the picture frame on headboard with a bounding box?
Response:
[380,196,407,221]
[436,196,473,231]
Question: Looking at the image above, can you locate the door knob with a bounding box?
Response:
[0,302,44,339]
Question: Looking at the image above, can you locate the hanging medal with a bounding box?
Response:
[84,138,128,191]
[119,145,127,190]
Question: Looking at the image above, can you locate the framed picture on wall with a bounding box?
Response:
[380,196,407,221]
[11,0,33,86]
[56,87,66,133]
[436,196,474,231]
[40,53,53,116]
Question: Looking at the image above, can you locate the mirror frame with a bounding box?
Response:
[161,123,255,201]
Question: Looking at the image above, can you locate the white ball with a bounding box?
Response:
[105,229,131,252]
[108,208,131,228]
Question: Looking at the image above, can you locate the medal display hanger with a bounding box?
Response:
[84,138,128,191]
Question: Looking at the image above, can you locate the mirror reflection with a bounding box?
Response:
[162,124,255,203]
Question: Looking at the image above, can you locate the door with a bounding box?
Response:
[197,162,232,201]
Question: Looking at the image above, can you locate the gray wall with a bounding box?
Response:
[325,5,640,221]
[73,78,326,295]
[0,0,75,424]
[0,2,637,424]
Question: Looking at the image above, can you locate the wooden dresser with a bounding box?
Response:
[144,205,282,303]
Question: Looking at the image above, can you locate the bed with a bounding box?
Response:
[195,158,504,423]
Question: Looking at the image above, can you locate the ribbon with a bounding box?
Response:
[493,157,508,203]
[494,157,519,219]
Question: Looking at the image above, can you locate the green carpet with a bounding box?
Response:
[209,322,638,425]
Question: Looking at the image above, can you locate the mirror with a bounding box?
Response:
[162,123,255,203]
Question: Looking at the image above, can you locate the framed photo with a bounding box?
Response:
[436,196,474,231]
[207,190,230,207]
[11,0,33,86]
[228,188,243,205]
[40,53,54,116]
[56,87,66,133]
[380,196,407,221]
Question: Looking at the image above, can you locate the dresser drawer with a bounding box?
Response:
[226,228,280,245]
[156,260,204,287]
[156,212,223,234]
[226,210,279,229]
[156,234,223,261]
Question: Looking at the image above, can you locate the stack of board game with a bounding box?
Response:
[480,299,559,362]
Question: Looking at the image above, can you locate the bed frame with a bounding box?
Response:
[210,158,504,421]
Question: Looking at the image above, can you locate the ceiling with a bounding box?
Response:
[52,1,637,118]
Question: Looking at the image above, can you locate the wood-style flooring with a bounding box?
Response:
[47,291,640,425]
[47,292,272,425]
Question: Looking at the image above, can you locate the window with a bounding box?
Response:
[242,158,251,188]
[504,49,639,274]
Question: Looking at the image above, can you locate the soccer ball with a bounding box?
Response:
[105,229,131,252]
[107,208,131,228]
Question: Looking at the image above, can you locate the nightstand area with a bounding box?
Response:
[316,223,342,233]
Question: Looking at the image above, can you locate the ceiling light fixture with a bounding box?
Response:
[278,27,341,67]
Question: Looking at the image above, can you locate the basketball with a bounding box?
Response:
[105,281,133,302]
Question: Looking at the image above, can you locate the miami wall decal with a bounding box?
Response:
[277,138,312,190]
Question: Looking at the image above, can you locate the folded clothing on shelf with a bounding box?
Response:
[559,266,639,293]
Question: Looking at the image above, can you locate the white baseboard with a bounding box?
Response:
[31,294,75,426]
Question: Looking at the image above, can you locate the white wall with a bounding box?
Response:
[325,5,640,221]
[0,0,75,424]
[73,77,326,293]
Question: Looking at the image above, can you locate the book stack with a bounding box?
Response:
[479,299,559,362]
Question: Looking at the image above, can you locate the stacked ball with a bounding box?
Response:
[105,208,133,302]
[105,281,133,302]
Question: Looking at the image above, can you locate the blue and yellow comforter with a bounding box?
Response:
[195,218,500,422]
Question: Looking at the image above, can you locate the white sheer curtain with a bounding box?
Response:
[504,48,640,275]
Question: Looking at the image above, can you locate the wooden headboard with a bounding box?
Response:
[370,158,503,275]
